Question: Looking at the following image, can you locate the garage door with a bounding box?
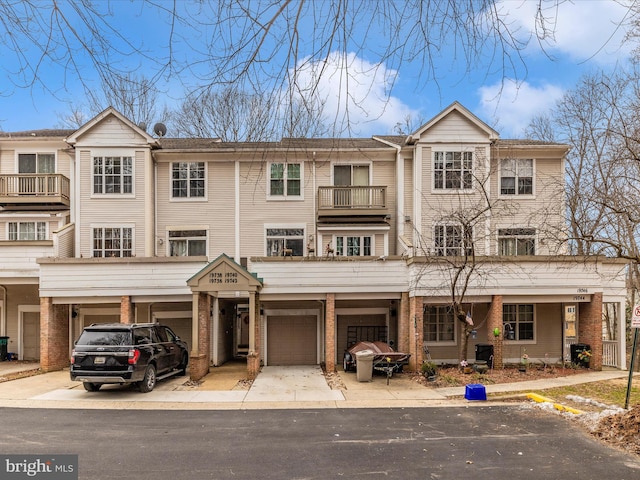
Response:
[22,312,40,361]
[161,318,192,354]
[267,316,317,365]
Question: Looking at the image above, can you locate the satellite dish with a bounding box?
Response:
[153,123,167,137]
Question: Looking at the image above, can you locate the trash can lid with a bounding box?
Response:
[355,349,375,358]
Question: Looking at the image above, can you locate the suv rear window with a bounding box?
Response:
[76,330,132,346]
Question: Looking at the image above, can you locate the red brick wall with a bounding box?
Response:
[189,293,211,381]
[247,293,262,379]
[579,293,603,370]
[398,292,409,355]
[325,293,336,372]
[40,298,69,372]
[120,296,134,324]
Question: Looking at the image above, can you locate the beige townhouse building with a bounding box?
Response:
[0,102,627,380]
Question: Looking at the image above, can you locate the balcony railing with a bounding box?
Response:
[0,174,70,208]
[317,186,387,218]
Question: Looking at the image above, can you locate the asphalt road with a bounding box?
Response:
[1,406,639,480]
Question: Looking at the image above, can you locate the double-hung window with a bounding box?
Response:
[434,224,472,256]
[269,163,301,198]
[168,230,207,256]
[92,227,133,257]
[500,159,533,195]
[434,151,473,190]
[503,304,534,341]
[18,153,55,173]
[334,235,372,256]
[423,306,455,343]
[8,221,46,241]
[266,228,304,256]
[93,156,133,194]
[498,228,536,255]
[172,162,205,198]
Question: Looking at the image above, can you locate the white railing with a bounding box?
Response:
[566,338,619,368]
[603,340,619,368]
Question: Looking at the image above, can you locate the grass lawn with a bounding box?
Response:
[532,377,640,410]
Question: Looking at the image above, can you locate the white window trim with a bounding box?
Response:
[431,148,475,193]
[433,222,474,257]
[14,150,58,173]
[330,161,373,186]
[266,162,304,201]
[264,223,306,256]
[90,150,136,198]
[496,226,538,256]
[503,303,536,344]
[169,161,208,202]
[422,304,457,346]
[317,225,390,257]
[498,158,536,198]
[90,223,136,257]
[165,226,209,257]
[332,234,375,257]
[6,220,48,241]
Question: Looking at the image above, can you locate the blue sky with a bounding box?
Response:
[0,1,634,138]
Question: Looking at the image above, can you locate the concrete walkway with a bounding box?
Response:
[0,360,633,410]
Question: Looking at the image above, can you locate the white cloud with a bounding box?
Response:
[291,51,419,136]
[498,0,633,63]
[478,79,564,137]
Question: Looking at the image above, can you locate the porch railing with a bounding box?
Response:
[566,338,619,368]
[0,174,70,205]
[603,340,619,368]
[317,186,387,212]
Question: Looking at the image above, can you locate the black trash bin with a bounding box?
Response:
[475,343,494,368]
[570,343,591,365]
[0,337,8,361]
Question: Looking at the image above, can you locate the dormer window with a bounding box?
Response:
[93,156,133,194]
[433,151,473,190]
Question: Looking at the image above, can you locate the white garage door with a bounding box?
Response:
[267,316,317,365]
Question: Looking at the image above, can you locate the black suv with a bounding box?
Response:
[70,323,189,393]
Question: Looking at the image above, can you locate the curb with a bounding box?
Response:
[526,392,584,415]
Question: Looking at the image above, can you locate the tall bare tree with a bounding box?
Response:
[56,73,164,131]
[3,1,633,136]
[170,85,329,141]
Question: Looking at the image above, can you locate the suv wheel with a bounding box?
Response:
[139,364,157,393]
[178,353,189,376]
[83,382,102,392]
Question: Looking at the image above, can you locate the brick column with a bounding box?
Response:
[487,295,503,369]
[408,295,423,371]
[579,292,603,370]
[247,292,261,379]
[120,296,135,324]
[398,292,410,355]
[190,292,211,381]
[325,293,336,372]
[40,298,69,372]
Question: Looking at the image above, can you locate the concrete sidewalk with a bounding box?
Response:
[0,360,632,410]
